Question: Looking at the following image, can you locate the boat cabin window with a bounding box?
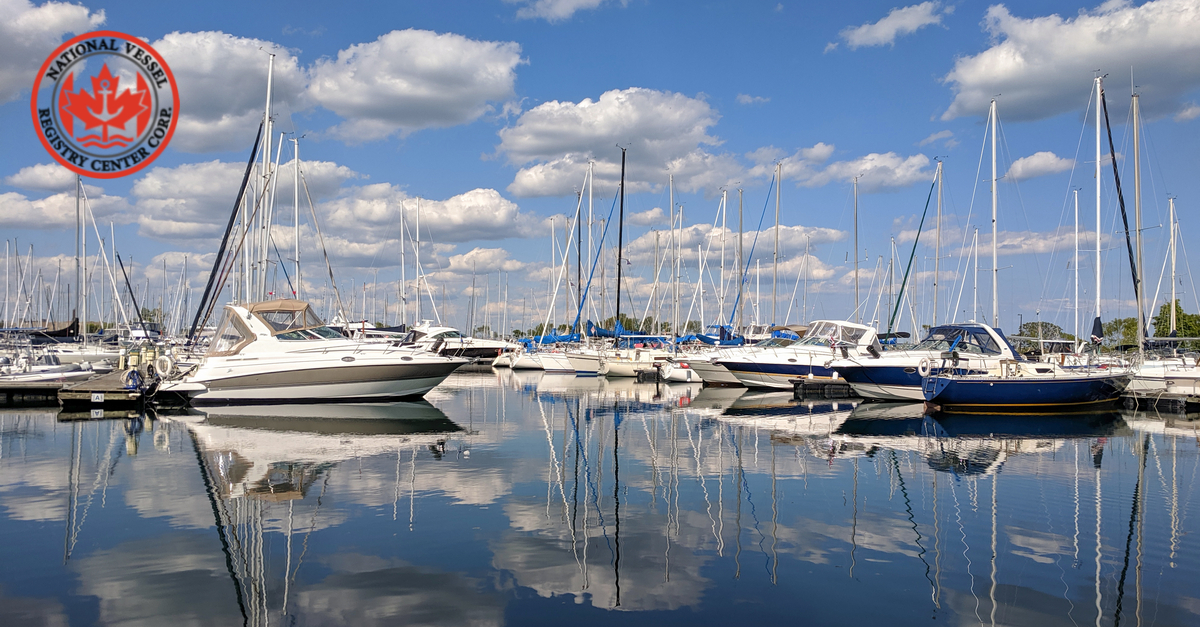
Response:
[756,337,796,348]
[255,307,325,334]
[797,322,868,347]
[208,310,254,356]
[432,330,462,339]
[914,326,1002,355]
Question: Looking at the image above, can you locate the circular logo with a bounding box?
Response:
[30,30,178,179]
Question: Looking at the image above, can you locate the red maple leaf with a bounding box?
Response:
[59,64,149,149]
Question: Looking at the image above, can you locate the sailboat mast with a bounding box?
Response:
[990,98,998,327]
[669,174,675,335]
[293,137,300,298]
[853,176,860,324]
[616,148,626,329]
[1133,92,1145,350]
[1074,189,1079,343]
[75,174,82,335]
[737,189,744,332]
[1095,76,1103,325]
[773,162,780,325]
[415,198,421,322]
[1170,197,1177,333]
[933,160,941,326]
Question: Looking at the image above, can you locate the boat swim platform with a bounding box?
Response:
[791,378,853,400]
[58,371,146,410]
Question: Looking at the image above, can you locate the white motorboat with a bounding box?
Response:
[157,300,467,405]
[714,320,880,390]
[401,320,519,364]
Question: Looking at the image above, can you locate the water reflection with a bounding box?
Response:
[0,375,1198,626]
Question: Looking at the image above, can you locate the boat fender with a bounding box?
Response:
[430,338,445,354]
[917,358,932,377]
[866,344,880,358]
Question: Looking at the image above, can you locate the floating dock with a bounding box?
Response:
[0,380,63,406]
[792,378,854,399]
[1122,390,1199,413]
[58,371,146,410]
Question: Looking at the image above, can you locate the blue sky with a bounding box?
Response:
[3,0,1199,336]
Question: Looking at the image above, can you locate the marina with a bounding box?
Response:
[2,371,1199,625]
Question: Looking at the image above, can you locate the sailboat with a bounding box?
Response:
[921,98,1132,412]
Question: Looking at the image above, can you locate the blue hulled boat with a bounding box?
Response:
[922,360,1132,413]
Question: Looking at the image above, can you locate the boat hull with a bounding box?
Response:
[715,359,836,390]
[923,372,1132,412]
[185,360,465,405]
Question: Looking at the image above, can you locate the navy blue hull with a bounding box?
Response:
[923,373,1131,412]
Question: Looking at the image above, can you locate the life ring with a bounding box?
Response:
[154,355,175,378]
[917,357,932,377]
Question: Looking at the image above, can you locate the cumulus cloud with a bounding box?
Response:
[736,94,769,105]
[839,2,949,50]
[622,223,845,268]
[1005,151,1074,181]
[499,87,744,197]
[5,162,100,193]
[1175,102,1200,122]
[752,143,932,193]
[0,0,104,104]
[507,0,606,22]
[942,0,1200,121]
[628,207,667,226]
[309,29,523,142]
[130,158,360,242]
[152,31,308,152]
[0,189,131,229]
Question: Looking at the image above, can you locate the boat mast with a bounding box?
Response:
[1170,197,1177,333]
[737,188,744,332]
[399,204,406,326]
[1133,91,1145,352]
[415,198,421,322]
[773,162,780,325]
[990,98,998,327]
[1074,189,1079,343]
[853,176,860,324]
[669,173,675,335]
[293,136,300,298]
[933,160,942,326]
[1095,76,1103,332]
[616,147,626,329]
[75,174,84,339]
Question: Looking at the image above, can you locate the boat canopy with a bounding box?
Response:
[912,324,1007,356]
[248,299,328,336]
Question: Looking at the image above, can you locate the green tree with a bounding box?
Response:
[1013,321,1073,353]
[1102,317,1139,349]
[1151,300,1200,349]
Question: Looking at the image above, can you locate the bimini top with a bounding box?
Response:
[207,300,345,356]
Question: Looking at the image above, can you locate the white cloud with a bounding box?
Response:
[628,207,667,226]
[309,29,523,142]
[736,93,769,105]
[508,0,606,22]
[942,0,1200,121]
[0,0,104,104]
[1175,102,1200,122]
[151,31,309,153]
[1005,151,1074,181]
[917,130,953,146]
[756,144,932,193]
[840,1,949,50]
[6,162,91,192]
[0,190,130,230]
[130,158,360,242]
[499,87,742,197]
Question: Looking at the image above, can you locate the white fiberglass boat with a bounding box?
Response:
[157,300,467,405]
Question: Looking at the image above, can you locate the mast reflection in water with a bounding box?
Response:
[0,371,1198,626]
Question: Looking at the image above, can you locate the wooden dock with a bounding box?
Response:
[0,380,62,406]
[1122,390,1199,413]
[58,371,146,409]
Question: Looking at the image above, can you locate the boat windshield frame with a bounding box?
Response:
[912,325,1003,356]
[206,309,255,356]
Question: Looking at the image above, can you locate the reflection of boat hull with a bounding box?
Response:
[923,372,1132,412]
[193,402,462,435]
[190,361,466,405]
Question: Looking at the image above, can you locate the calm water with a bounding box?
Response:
[2,371,1199,626]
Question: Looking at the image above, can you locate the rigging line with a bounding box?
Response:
[268,234,295,297]
[727,173,776,326]
[1113,433,1148,627]
[571,190,620,332]
[188,429,250,627]
[946,114,991,321]
[888,175,938,333]
[1102,90,1143,330]
[300,170,349,323]
[996,116,1047,311]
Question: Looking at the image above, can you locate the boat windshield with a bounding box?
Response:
[275,326,345,341]
[207,310,253,356]
[432,330,463,339]
[255,307,326,335]
[913,326,1002,355]
[755,337,796,348]
[797,322,868,347]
